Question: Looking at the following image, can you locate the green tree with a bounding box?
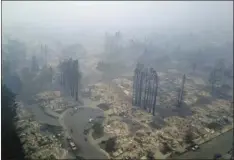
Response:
[146,150,155,160]
[2,85,25,160]
[48,154,57,160]
[209,59,227,95]
[160,142,172,154]
[93,122,104,138]
[105,137,117,153]
[184,130,193,145]
[59,59,81,101]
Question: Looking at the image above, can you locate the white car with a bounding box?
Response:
[72,146,77,150]
[89,118,93,123]
[194,145,199,149]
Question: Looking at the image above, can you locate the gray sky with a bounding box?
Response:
[2,1,233,32]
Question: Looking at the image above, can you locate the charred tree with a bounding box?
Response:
[138,70,144,107]
[132,63,143,107]
[132,67,137,106]
[143,69,149,110]
[68,58,73,97]
[177,74,186,108]
[41,44,48,68]
[209,69,217,95]
[31,55,39,72]
[132,63,144,107]
[209,59,228,96]
[59,58,81,101]
[44,45,48,67]
[148,68,155,113]
[152,71,158,116]
[74,60,81,102]
[147,69,154,113]
[132,64,159,115]
[147,80,152,113]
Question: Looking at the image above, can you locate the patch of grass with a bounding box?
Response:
[207,122,222,130]
[98,137,117,154]
[99,141,106,150]
[160,142,172,155]
[105,137,117,153]
[92,122,104,140]
[195,96,213,105]
[184,130,194,145]
[149,122,162,129]
[97,103,110,111]
[146,150,155,160]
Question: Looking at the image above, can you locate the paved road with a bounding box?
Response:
[52,71,108,159]
[24,103,60,126]
[61,107,108,159]
[177,129,233,159]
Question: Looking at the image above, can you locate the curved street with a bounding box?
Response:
[177,128,233,159]
[59,106,108,159]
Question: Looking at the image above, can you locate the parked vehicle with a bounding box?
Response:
[83,129,88,135]
[213,153,222,159]
[191,144,199,151]
[69,142,77,151]
[67,136,72,141]
[194,145,200,149]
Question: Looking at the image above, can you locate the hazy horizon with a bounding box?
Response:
[2,1,233,32]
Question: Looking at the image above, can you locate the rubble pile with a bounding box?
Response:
[35,91,61,102]
[112,78,133,97]
[44,98,68,111]
[165,116,192,134]
[104,120,129,136]
[131,108,153,124]
[16,107,68,159]
[113,136,143,159]
[133,130,158,147]
[16,102,34,119]
[30,147,67,159]
[157,73,200,108]
[111,130,171,159]
[35,91,77,112]
[90,83,114,103]
[87,71,232,159]
[90,83,131,117]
